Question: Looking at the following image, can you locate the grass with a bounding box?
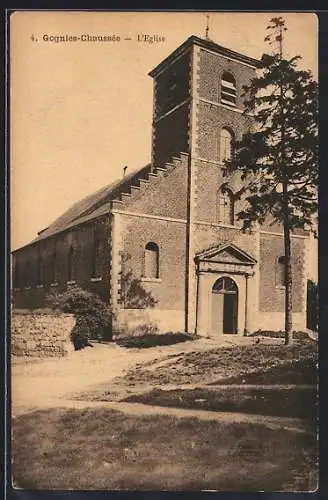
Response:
[120,340,317,387]
[12,407,317,491]
[123,386,317,419]
[209,357,317,386]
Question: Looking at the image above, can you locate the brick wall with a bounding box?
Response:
[154,51,191,118]
[152,103,190,167]
[120,215,186,312]
[123,154,188,219]
[193,48,254,227]
[259,233,306,312]
[194,223,258,259]
[13,217,111,308]
[11,310,75,357]
[198,48,256,109]
[196,101,253,161]
[152,51,191,167]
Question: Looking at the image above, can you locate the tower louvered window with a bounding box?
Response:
[221,73,237,107]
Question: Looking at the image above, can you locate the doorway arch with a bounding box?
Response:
[211,276,238,334]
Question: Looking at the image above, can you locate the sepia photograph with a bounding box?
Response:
[10,10,318,491]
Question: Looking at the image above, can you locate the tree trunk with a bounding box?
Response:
[279,31,293,345]
[283,190,293,345]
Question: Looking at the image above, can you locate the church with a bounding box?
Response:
[12,35,310,337]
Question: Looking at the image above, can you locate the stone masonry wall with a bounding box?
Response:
[11,310,75,357]
[259,234,306,313]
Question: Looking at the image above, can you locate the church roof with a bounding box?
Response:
[21,163,151,247]
[149,35,260,78]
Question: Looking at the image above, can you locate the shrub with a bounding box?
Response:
[249,330,312,341]
[45,286,113,350]
[116,331,194,349]
[120,252,157,309]
[128,323,159,338]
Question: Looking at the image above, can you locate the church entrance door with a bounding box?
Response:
[211,277,238,335]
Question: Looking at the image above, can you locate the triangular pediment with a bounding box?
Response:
[195,243,257,265]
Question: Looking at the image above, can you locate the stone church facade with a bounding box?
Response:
[12,36,309,336]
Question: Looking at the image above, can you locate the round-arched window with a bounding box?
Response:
[144,242,159,279]
[219,127,234,164]
[217,187,234,225]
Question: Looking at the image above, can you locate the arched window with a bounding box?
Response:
[23,261,29,287]
[37,256,43,285]
[14,260,19,288]
[217,188,234,225]
[51,252,58,283]
[68,246,76,282]
[276,255,286,287]
[219,128,234,164]
[92,233,102,278]
[212,276,238,293]
[144,242,159,279]
[221,72,237,107]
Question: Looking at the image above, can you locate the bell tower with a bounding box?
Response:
[148,36,258,170]
[149,36,259,333]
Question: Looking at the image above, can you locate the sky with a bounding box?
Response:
[10,11,318,253]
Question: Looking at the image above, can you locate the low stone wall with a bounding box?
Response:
[11,309,76,357]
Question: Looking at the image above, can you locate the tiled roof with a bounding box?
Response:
[28,163,151,245]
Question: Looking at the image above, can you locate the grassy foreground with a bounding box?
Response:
[119,340,317,387]
[124,386,317,419]
[12,407,317,491]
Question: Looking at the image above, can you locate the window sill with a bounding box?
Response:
[50,282,59,287]
[36,284,44,289]
[24,286,31,290]
[14,288,20,291]
[199,98,243,114]
[90,277,102,282]
[66,280,76,285]
[140,277,162,283]
[275,286,286,290]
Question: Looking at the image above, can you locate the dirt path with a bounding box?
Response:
[11,338,238,414]
[11,337,312,434]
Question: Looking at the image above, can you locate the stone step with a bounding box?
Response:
[111,199,123,209]
[130,185,141,196]
[121,192,131,201]
[139,179,150,189]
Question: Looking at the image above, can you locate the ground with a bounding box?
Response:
[11,335,318,491]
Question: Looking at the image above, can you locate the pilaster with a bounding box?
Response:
[109,213,124,316]
[186,43,200,333]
